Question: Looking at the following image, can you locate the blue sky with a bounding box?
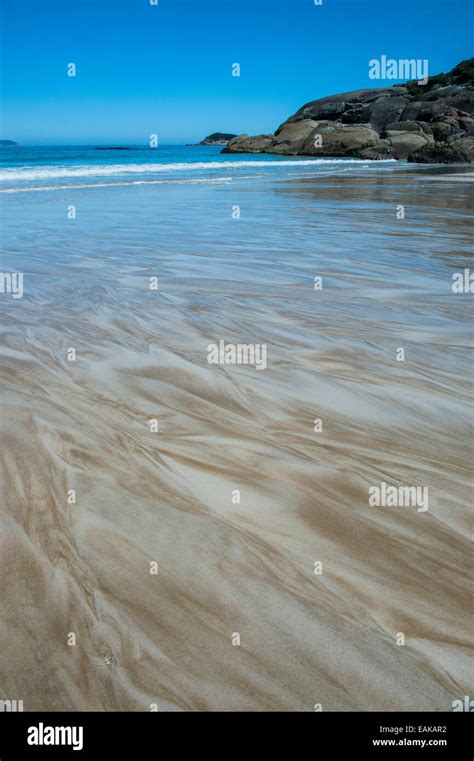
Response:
[1,0,472,145]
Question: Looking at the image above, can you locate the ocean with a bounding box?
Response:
[0,144,403,191]
[0,146,472,711]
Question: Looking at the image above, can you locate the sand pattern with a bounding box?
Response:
[0,168,472,711]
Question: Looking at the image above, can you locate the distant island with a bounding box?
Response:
[189,133,237,147]
[223,58,474,163]
[0,140,18,146]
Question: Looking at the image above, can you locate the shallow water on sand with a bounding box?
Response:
[0,167,472,710]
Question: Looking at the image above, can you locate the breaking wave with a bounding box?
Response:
[0,158,396,182]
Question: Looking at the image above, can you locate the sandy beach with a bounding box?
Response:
[0,165,472,711]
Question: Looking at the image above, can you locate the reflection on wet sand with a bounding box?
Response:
[0,168,472,710]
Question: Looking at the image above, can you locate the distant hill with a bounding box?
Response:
[191,133,236,146]
[0,140,18,147]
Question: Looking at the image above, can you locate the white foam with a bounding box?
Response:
[0,158,396,182]
[0,177,235,193]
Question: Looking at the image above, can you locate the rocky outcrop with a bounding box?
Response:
[266,121,383,157]
[408,137,474,164]
[224,134,274,153]
[222,59,474,163]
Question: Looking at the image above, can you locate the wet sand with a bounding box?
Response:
[0,167,472,710]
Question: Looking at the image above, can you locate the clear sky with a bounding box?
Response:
[1,0,472,145]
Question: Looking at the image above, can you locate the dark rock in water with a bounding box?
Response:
[94,146,131,150]
[0,139,18,146]
[223,58,474,163]
[195,133,237,146]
